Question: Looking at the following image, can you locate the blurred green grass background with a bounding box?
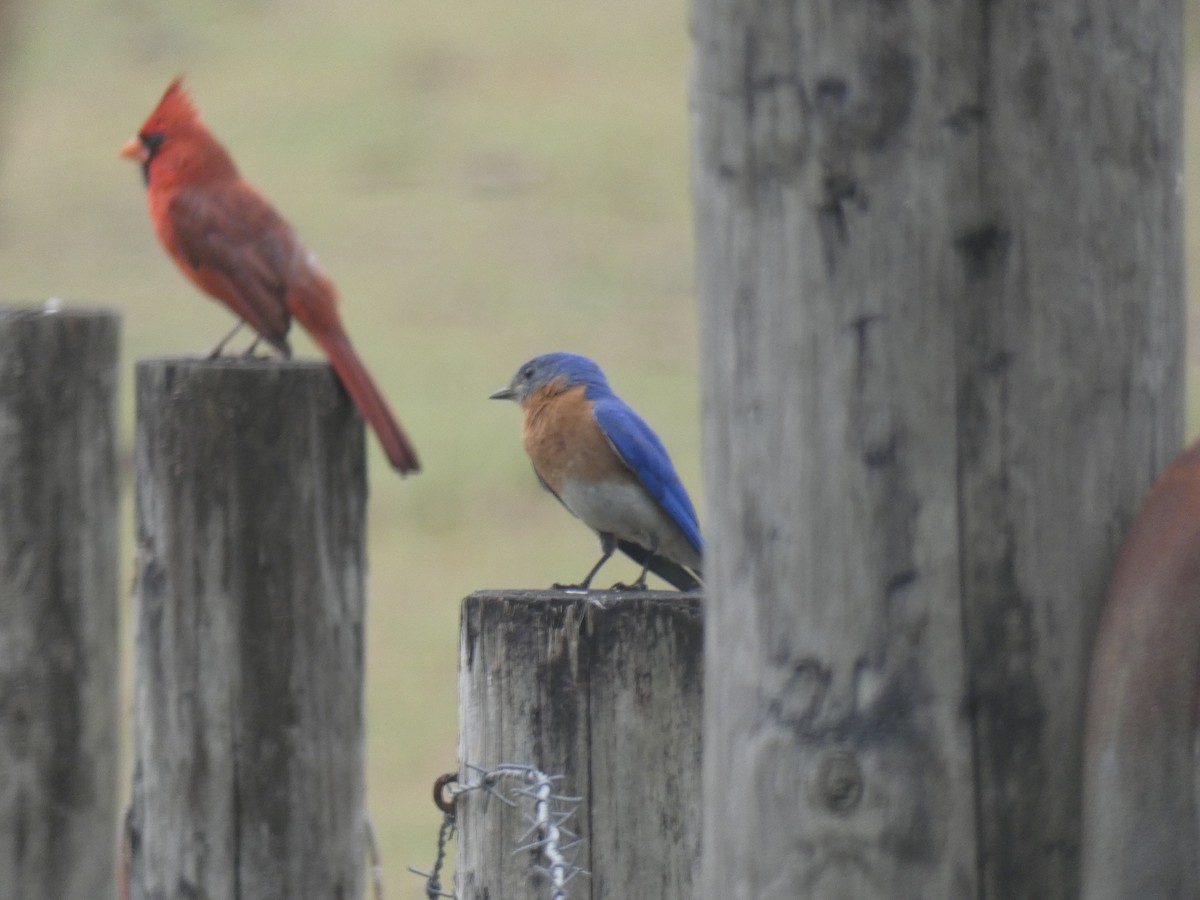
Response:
[0,0,1196,887]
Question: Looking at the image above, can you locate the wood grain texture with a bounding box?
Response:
[690,0,1184,896]
[457,591,702,900]
[129,358,367,900]
[0,308,120,900]
[1081,440,1200,899]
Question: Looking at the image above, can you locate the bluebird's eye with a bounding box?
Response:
[521,366,535,381]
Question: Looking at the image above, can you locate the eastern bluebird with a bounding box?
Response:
[491,352,702,591]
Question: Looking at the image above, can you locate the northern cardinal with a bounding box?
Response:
[121,79,419,474]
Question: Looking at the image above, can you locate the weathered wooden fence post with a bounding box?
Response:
[457,591,702,900]
[690,0,1183,897]
[128,358,367,900]
[0,307,120,900]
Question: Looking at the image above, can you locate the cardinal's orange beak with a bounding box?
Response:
[119,136,148,163]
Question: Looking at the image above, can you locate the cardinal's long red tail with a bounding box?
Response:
[313,330,419,474]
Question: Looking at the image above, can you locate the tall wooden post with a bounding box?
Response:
[457,591,702,900]
[690,0,1184,897]
[0,307,120,900]
[128,359,367,900]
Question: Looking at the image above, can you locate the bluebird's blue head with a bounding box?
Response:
[489,352,609,404]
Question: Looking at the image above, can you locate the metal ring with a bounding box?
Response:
[433,772,458,814]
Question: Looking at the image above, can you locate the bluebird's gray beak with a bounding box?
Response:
[489,386,516,401]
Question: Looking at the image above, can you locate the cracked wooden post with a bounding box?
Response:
[457,591,702,900]
[128,358,367,900]
[690,0,1184,897]
[0,307,120,900]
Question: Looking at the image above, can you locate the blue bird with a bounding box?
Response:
[491,352,702,591]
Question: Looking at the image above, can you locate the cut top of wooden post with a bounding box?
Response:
[457,589,703,900]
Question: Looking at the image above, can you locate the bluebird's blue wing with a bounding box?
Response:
[589,394,702,556]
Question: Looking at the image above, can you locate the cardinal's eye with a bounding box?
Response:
[141,131,166,157]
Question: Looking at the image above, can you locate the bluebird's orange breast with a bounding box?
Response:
[521,383,632,495]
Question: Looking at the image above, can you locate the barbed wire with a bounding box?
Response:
[365,815,385,900]
[409,763,590,900]
[408,810,456,899]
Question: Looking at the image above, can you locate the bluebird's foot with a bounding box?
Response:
[608,578,648,592]
[609,552,653,592]
[612,560,651,592]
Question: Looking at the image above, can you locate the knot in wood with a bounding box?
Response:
[814,749,863,814]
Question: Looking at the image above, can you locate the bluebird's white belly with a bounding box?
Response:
[558,477,699,569]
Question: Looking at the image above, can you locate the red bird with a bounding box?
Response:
[121,78,419,474]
